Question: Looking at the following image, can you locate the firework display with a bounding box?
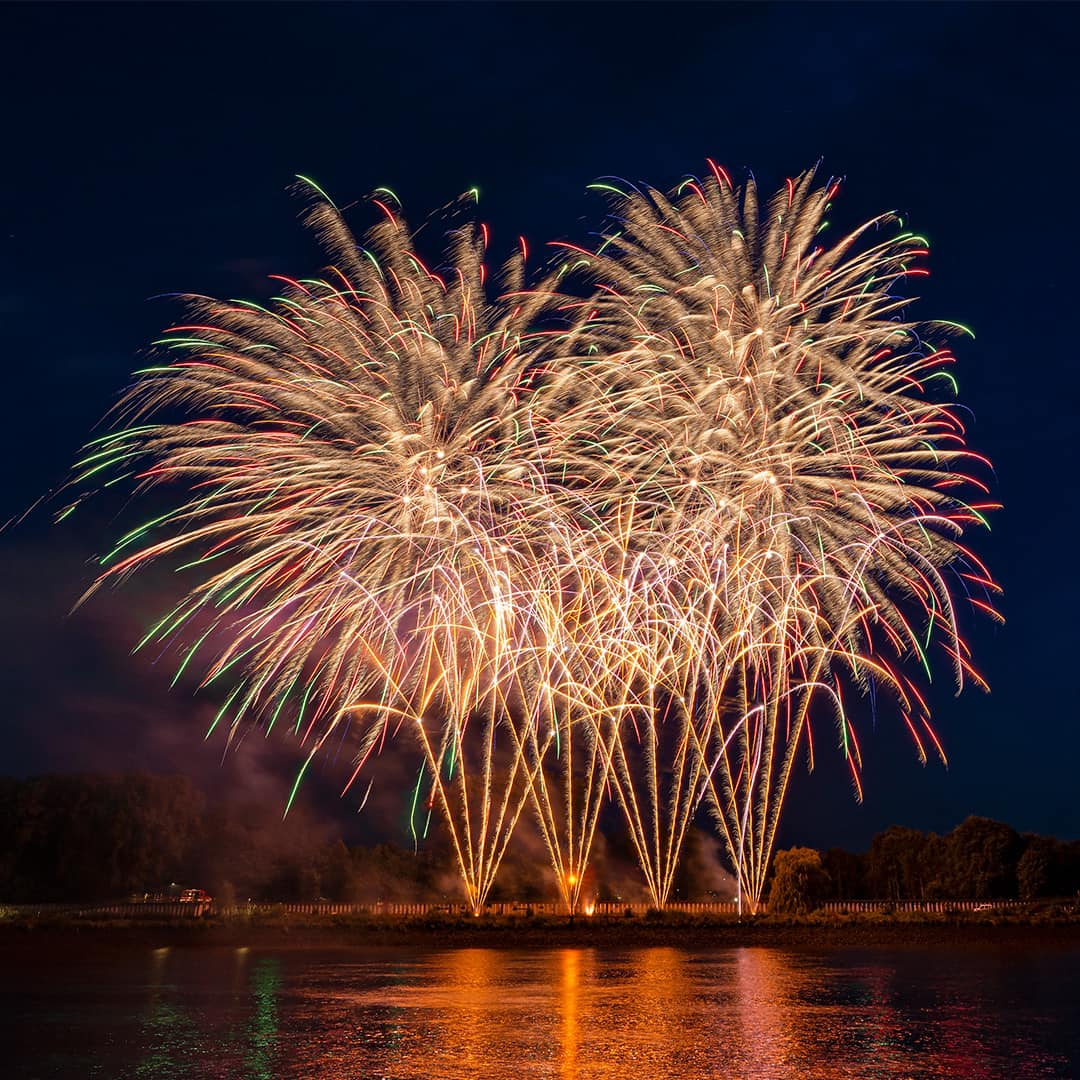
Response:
[548,165,1000,908]
[67,166,999,912]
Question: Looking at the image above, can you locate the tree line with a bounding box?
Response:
[768,818,1080,915]
[0,772,708,905]
[0,773,450,905]
[3,774,1077,908]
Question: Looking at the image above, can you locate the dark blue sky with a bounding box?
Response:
[2,2,1077,852]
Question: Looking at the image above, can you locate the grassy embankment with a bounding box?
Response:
[3,904,1080,950]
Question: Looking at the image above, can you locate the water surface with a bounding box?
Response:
[6,944,1078,1078]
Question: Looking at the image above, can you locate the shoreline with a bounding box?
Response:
[4,912,1080,952]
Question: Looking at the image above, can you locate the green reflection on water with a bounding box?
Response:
[135,948,200,1079]
[131,947,281,1079]
[245,957,281,1080]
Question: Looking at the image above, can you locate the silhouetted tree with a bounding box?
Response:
[822,847,866,900]
[318,840,354,901]
[865,826,945,899]
[768,847,831,915]
[0,773,203,901]
[941,816,1023,899]
[1062,841,1080,896]
[1017,835,1067,900]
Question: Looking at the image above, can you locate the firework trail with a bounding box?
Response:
[550,163,1000,909]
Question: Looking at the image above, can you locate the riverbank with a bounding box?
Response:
[4,907,1080,952]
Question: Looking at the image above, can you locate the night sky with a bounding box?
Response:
[2,2,1077,853]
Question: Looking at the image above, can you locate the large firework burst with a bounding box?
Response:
[68,187,594,910]
[547,162,1000,908]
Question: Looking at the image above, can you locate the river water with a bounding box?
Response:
[6,944,1078,1078]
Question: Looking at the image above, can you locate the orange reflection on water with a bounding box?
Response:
[104,944,1077,1079]
[733,947,800,1075]
[561,948,580,1080]
[438,947,503,1075]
